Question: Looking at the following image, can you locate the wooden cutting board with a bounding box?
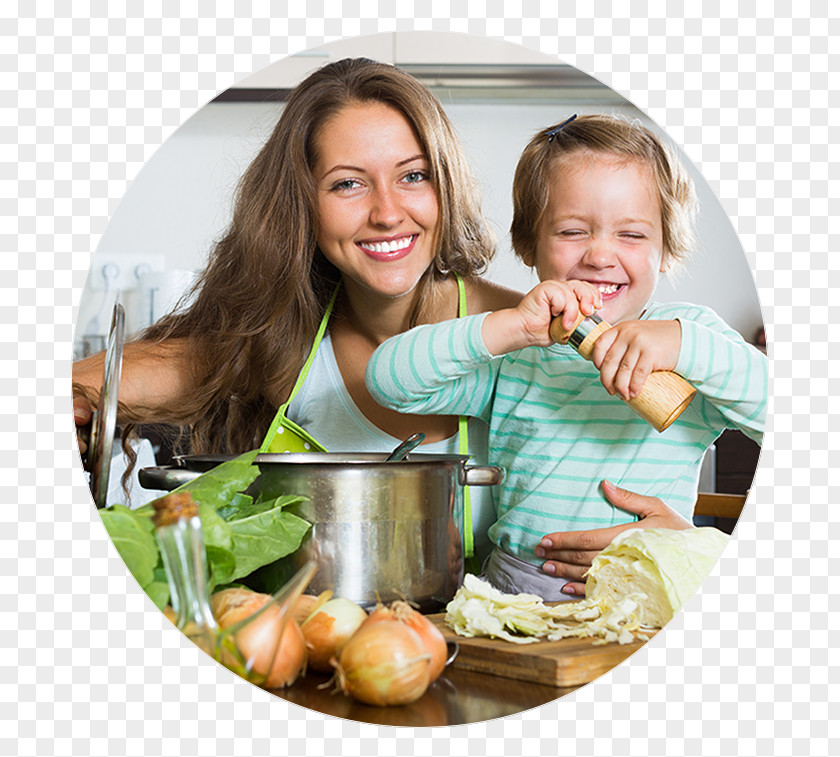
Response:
[428,612,657,688]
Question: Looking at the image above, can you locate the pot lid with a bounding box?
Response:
[87,301,125,508]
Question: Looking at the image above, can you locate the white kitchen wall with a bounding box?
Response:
[75,32,764,352]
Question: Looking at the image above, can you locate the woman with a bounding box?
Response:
[73,57,688,577]
[74,58,521,562]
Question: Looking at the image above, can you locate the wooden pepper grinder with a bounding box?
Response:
[549,312,697,432]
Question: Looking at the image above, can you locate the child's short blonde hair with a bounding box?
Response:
[510,113,698,269]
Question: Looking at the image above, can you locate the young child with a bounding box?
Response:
[365,113,767,599]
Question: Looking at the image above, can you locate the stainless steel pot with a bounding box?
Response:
[140,452,504,612]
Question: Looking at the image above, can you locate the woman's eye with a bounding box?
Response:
[402,170,428,184]
[331,178,362,192]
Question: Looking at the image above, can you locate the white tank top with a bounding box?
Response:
[286,331,496,562]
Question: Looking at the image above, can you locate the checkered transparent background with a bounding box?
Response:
[4,3,836,756]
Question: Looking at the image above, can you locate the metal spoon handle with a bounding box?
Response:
[384,432,426,462]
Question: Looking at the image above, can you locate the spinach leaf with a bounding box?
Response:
[100,451,312,611]
[227,496,312,579]
[215,492,254,521]
[163,450,261,509]
[144,577,171,611]
[205,544,237,588]
[99,505,158,588]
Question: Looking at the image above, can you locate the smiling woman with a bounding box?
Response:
[72,57,523,563]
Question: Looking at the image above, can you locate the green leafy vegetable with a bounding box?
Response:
[99,504,158,588]
[99,451,312,610]
[585,526,730,628]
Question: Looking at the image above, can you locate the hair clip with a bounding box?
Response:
[546,114,578,142]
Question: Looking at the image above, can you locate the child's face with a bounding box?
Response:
[533,153,666,325]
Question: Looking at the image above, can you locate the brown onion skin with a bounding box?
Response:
[392,601,448,682]
[301,599,368,673]
[335,620,431,706]
[211,587,307,688]
[291,594,321,626]
[355,601,448,682]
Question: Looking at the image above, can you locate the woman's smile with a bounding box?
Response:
[356,233,419,260]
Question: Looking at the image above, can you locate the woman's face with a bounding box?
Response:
[312,101,440,301]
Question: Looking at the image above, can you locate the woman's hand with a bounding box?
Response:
[589,319,682,401]
[534,480,694,596]
[73,394,94,456]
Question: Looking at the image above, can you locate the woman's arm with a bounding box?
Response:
[73,338,194,452]
[535,480,694,596]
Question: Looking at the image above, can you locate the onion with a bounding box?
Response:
[391,600,448,682]
[291,590,333,626]
[300,597,368,672]
[353,600,448,682]
[357,602,394,629]
[210,587,307,688]
[334,616,432,706]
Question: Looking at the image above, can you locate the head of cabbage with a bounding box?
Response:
[585,526,730,628]
[445,527,731,645]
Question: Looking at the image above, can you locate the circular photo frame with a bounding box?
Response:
[72,31,767,727]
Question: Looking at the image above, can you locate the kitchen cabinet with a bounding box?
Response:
[230,34,396,90]
[394,30,557,65]
[229,31,561,91]
[715,429,761,495]
[217,31,621,106]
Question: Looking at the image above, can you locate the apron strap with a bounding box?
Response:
[454,273,475,561]
[259,283,341,452]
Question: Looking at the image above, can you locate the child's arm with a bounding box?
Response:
[366,280,601,417]
[670,305,767,444]
[366,313,501,420]
[586,306,766,444]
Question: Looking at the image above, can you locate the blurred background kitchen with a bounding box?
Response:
[74,31,764,506]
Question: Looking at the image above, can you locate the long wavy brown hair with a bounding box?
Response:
[136,57,495,455]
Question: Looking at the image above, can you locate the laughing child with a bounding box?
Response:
[365,114,767,599]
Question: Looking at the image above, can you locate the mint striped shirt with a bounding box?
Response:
[366,302,767,566]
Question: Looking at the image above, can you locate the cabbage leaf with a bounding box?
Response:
[445,527,730,645]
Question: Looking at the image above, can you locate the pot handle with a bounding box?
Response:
[138,466,202,491]
[461,465,506,487]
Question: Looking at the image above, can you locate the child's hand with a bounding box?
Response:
[482,280,601,355]
[590,319,682,400]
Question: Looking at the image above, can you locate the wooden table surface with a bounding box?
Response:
[269,619,655,725]
[270,665,578,726]
[265,591,663,726]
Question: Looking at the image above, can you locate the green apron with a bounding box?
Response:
[259,275,476,559]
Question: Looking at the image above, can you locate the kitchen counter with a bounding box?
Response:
[271,666,576,726]
[269,614,654,725]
